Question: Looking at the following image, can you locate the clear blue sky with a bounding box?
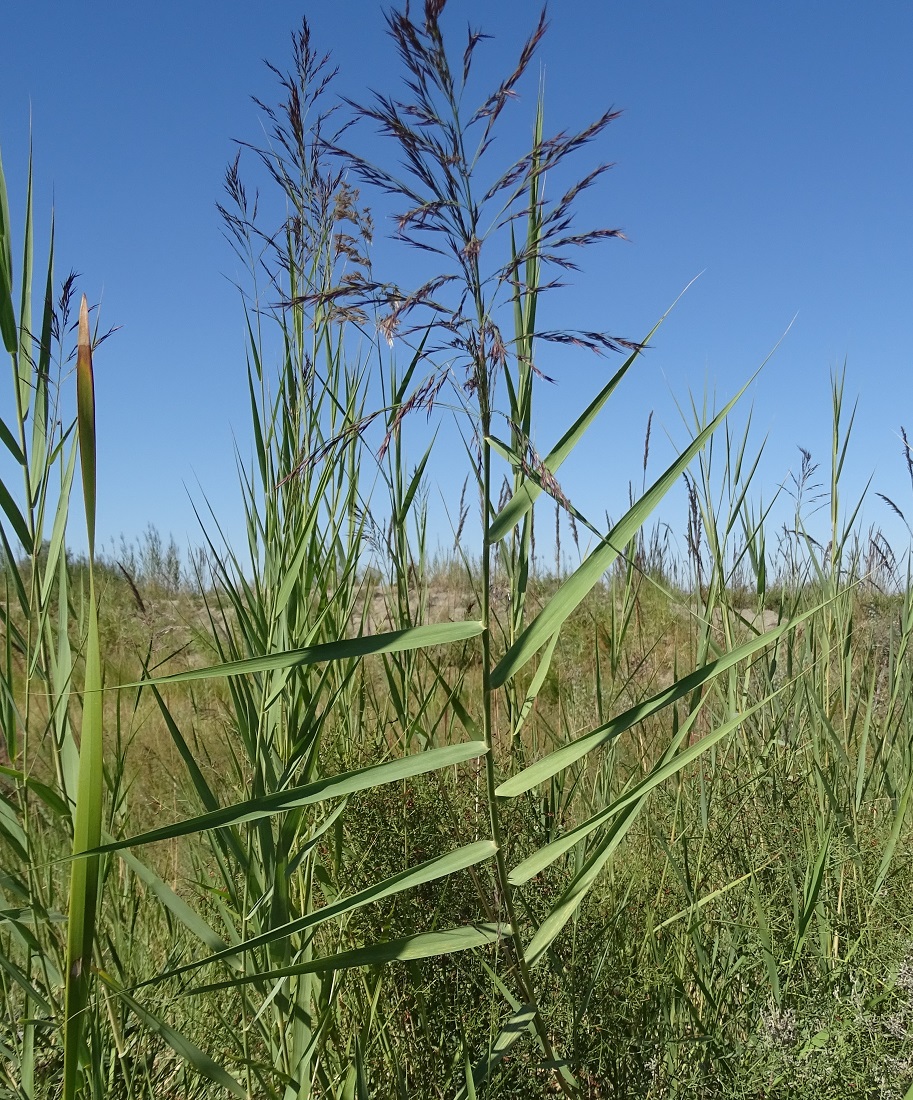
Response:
[3,2,912,570]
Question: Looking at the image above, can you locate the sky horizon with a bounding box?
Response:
[2,1,913,578]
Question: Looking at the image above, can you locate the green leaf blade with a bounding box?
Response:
[492,375,755,688]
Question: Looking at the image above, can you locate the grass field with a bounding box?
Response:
[2,7,913,1099]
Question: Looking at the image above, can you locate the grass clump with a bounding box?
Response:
[3,5,913,1099]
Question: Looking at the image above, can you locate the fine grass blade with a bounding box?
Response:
[792,827,832,963]
[511,687,786,888]
[116,844,231,958]
[872,771,913,900]
[652,858,779,932]
[0,766,70,817]
[455,1004,537,1100]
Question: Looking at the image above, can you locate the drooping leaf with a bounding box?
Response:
[99,973,245,1097]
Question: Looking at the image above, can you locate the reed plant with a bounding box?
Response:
[2,5,913,1099]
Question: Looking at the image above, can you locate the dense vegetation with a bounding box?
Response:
[2,6,913,1098]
